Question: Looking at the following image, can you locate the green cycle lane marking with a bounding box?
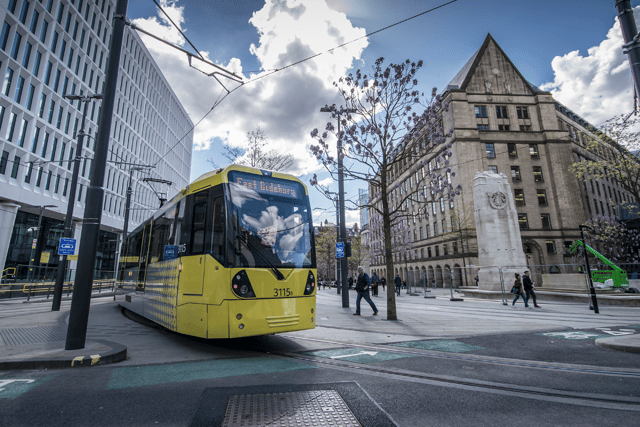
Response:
[107,357,315,390]
[303,348,415,363]
[389,339,485,353]
[0,375,57,399]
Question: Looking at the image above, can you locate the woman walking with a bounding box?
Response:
[512,273,529,307]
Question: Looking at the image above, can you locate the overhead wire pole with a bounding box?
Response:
[66,0,129,350]
[616,0,640,100]
[52,93,102,312]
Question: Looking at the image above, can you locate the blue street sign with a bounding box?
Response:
[336,242,345,258]
[58,238,76,255]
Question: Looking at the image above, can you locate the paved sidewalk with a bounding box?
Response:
[1,289,639,370]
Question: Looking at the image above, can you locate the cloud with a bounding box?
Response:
[317,177,334,187]
[540,10,635,125]
[131,0,368,176]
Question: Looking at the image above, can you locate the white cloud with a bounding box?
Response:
[317,177,334,187]
[540,10,636,125]
[132,0,368,176]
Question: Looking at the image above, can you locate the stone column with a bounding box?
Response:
[473,172,527,290]
[0,203,20,275]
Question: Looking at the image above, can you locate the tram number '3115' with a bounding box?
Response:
[274,288,292,297]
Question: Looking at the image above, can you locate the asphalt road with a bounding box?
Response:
[0,291,638,426]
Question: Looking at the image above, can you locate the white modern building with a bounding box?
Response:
[0,0,193,280]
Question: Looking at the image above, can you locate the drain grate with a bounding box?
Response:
[0,326,66,346]
[222,390,361,427]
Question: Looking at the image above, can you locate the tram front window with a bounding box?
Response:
[227,173,314,269]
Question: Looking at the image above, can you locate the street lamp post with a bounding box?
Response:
[320,107,355,308]
[27,205,56,281]
[52,93,103,311]
[580,225,599,314]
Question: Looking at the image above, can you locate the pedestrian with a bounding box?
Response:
[354,266,378,316]
[511,273,529,307]
[381,277,386,292]
[394,274,402,296]
[523,271,540,307]
[348,276,353,290]
[371,272,379,296]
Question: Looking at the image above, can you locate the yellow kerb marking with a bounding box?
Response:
[90,355,100,365]
[71,356,84,366]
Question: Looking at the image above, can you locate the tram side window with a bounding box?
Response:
[211,196,224,263]
[191,198,208,254]
[149,208,174,262]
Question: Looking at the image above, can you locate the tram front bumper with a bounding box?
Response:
[225,297,316,338]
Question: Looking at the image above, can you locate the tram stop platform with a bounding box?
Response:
[1,290,640,372]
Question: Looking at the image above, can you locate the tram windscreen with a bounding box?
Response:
[227,171,315,269]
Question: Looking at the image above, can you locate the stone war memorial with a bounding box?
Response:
[473,171,527,291]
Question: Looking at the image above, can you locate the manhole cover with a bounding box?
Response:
[222,390,361,426]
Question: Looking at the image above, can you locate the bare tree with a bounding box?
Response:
[314,223,337,282]
[208,126,294,171]
[310,58,458,320]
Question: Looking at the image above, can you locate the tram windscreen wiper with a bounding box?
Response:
[236,232,285,281]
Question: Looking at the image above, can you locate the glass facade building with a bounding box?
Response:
[0,0,193,280]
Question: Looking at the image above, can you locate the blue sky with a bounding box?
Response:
[126,0,637,226]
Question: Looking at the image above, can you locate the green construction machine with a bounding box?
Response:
[569,240,629,288]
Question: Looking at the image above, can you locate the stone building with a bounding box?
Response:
[0,0,193,280]
[368,34,634,288]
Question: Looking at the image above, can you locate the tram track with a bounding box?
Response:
[271,335,640,411]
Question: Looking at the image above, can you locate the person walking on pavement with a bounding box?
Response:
[512,273,529,307]
[371,272,379,296]
[523,271,540,307]
[354,266,378,316]
[381,277,386,292]
[348,276,353,290]
[394,274,402,296]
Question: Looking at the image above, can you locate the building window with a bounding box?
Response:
[475,105,487,118]
[498,124,510,131]
[508,143,517,158]
[443,244,449,256]
[434,223,438,236]
[533,166,544,182]
[529,144,539,159]
[10,32,22,60]
[24,163,32,183]
[0,150,9,175]
[541,214,552,230]
[519,125,531,132]
[516,106,529,119]
[442,218,447,234]
[435,246,440,257]
[453,242,458,253]
[477,124,488,130]
[511,166,521,182]
[546,240,556,254]
[428,247,432,258]
[537,189,548,206]
[487,165,498,174]
[3,67,14,96]
[518,213,528,230]
[485,143,496,158]
[514,189,525,206]
[11,155,20,179]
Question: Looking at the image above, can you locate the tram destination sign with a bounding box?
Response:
[231,173,299,199]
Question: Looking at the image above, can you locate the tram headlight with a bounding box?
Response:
[232,270,256,298]
[304,270,316,295]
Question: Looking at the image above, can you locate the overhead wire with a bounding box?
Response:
[147,0,461,166]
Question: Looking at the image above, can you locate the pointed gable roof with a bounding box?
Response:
[447,34,544,95]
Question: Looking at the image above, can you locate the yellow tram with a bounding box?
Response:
[117,165,317,338]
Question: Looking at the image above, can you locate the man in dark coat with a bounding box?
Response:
[348,276,353,289]
[354,266,378,316]
[523,271,540,307]
[371,272,379,296]
[394,274,402,296]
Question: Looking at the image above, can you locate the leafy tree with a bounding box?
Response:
[310,57,457,319]
[314,222,337,282]
[572,215,640,266]
[208,126,294,171]
[569,114,640,216]
[346,226,367,279]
